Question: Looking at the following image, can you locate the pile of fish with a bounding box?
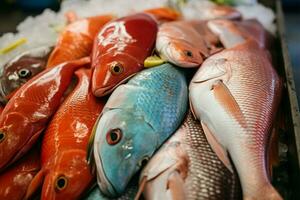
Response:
[0,1,284,200]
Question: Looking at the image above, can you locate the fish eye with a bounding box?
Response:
[184,50,193,57]
[55,175,68,191]
[18,69,32,78]
[138,156,150,168]
[0,132,6,143]
[106,128,122,145]
[110,62,123,75]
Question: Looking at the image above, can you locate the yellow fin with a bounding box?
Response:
[144,56,165,68]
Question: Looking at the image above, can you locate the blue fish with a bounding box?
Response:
[88,63,188,197]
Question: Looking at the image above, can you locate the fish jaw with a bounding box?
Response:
[92,52,142,97]
[41,150,94,200]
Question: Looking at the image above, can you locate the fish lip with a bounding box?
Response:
[94,142,118,197]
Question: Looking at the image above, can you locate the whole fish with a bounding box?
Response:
[156,20,220,68]
[91,13,158,97]
[0,148,40,200]
[0,46,52,104]
[189,40,282,200]
[47,15,114,68]
[207,19,272,49]
[139,112,241,200]
[89,63,188,197]
[25,68,104,200]
[0,57,89,172]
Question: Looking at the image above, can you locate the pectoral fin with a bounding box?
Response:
[212,81,247,129]
[25,169,45,200]
[201,121,233,173]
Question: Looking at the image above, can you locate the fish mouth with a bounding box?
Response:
[94,142,118,197]
[93,85,114,97]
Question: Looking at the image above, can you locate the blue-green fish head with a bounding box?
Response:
[93,109,158,197]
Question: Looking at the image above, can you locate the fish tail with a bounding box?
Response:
[24,169,46,200]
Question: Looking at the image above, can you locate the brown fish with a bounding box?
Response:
[137,112,241,200]
[0,46,52,104]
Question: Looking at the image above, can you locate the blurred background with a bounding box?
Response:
[0,0,299,101]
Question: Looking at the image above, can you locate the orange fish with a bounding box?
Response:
[0,57,89,172]
[91,13,158,97]
[143,7,181,22]
[0,148,40,200]
[47,15,114,68]
[25,68,104,200]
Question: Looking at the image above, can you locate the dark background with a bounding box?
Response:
[0,0,299,102]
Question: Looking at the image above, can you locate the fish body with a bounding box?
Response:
[91,63,188,197]
[0,148,40,200]
[25,68,104,200]
[156,20,219,68]
[47,15,114,68]
[0,46,52,104]
[189,40,282,200]
[0,57,89,171]
[91,13,158,97]
[140,112,241,200]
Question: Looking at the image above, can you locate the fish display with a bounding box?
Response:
[189,40,282,200]
[0,148,40,200]
[25,68,104,199]
[156,20,220,68]
[47,15,114,68]
[89,63,188,197]
[0,46,52,104]
[138,112,241,200]
[207,19,271,49]
[0,57,89,171]
[91,13,158,97]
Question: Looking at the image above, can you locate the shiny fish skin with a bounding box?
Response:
[189,40,282,200]
[141,112,241,200]
[92,63,188,197]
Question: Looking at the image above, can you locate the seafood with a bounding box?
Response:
[47,15,114,68]
[0,46,52,104]
[0,57,89,171]
[91,13,158,97]
[189,40,282,200]
[138,112,241,200]
[143,7,181,22]
[89,63,188,197]
[25,68,104,200]
[0,148,40,200]
[156,20,220,68]
[208,19,271,48]
[0,106,3,115]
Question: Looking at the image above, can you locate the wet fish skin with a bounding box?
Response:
[0,46,52,105]
[92,63,188,197]
[140,112,241,200]
[189,40,282,200]
[91,13,158,97]
[25,68,104,200]
[0,57,89,172]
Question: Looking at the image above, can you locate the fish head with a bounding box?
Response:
[93,109,158,197]
[92,52,142,97]
[160,40,203,68]
[0,54,47,104]
[41,150,93,200]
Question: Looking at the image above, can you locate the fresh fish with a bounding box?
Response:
[47,15,114,68]
[91,13,158,97]
[0,46,52,104]
[156,20,220,68]
[89,63,188,197]
[138,112,241,200]
[0,148,40,200]
[0,57,89,172]
[189,40,282,200]
[25,68,104,200]
[143,7,181,22]
[207,19,272,49]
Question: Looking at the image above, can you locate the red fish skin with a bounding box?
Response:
[37,68,104,200]
[0,57,90,172]
[91,13,158,97]
[0,106,3,115]
[47,15,114,68]
[0,148,40,200]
